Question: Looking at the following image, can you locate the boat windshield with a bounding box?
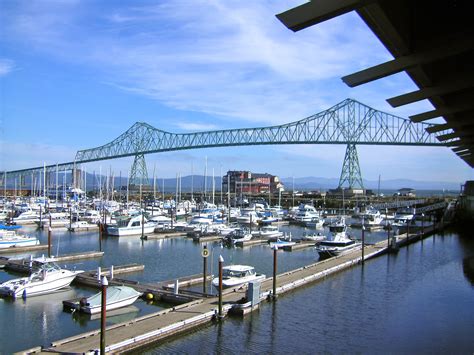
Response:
[223,269,254,278]
[329,226,345,233]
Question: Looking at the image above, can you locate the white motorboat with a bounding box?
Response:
[252,225,283,240]
[236,209,261,225]
[224,228,253,244]
[301,232,326,243]
[0,230,40,249]
[293,204,320,223]
[360,207,384,226]
[69,221,99,232]
[305,216,324,228]
[76,286,142,314]
[107,215,156,236]
[212,265,266,289]
[13,211,40,225]
[316,217,361,259]
[392,207,416,227]
[0,260,83,298]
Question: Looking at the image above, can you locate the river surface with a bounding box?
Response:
[1,222,473,354]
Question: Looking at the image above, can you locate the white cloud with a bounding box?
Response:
[0,59,15,76]
[174,122,219,131]
[1,1,401,125]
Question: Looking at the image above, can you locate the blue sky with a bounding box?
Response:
[1,0,472,184]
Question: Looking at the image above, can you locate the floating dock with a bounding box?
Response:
[282,241,316,251]
[0,244,49,255]
[21,224,441,354]
[141,232,186,240]
[192,235,223,243]
[235,238,267,247]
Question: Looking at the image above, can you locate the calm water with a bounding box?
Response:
[1,224,473,354]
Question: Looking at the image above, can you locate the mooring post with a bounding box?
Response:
[406,219,410,243]
[386,223,391,251]
[218,255,224,319]
[39,205,43,229]
[202,245,208,294]
[69,206,72,230]
[361,218,365,265]
[272,244,278,300]
[99,223,103,252]
[141,208,145,240]
[100,275,108,355]
[421,213,425,242]
[48,225,52,258]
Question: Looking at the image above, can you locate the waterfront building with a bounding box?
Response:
[222,171,284,195]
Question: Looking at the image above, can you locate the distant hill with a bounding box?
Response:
[280,176,462,191]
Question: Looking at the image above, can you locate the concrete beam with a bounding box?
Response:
[276,0,373,32]
[387,76,474,107]
[342,38,473,87]
[409,102,474,122]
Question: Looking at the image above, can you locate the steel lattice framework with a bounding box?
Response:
[3,99,452,179]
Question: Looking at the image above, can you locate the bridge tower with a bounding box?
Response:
[129,154,150,190]
[338,144,364,189]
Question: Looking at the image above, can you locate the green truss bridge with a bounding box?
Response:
[3,99,453,189]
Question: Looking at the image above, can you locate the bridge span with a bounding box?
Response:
[2,99,453,187]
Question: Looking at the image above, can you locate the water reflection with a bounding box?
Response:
[462,256,474,286]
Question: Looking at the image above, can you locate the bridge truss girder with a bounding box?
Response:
[3,99,453,180]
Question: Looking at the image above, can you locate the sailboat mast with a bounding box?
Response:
[212,168,215,206]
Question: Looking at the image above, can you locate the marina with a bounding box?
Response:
[0,208,461,354]
[13,222,446,353]
[2,1,473,354]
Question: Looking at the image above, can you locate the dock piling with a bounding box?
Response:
[386,223,391,251]
[218,255,224,319]
[202,245,208,294]
[272,245,278,300]
[100,275,108,355]
[361,220,365,265]
[48,225,52,258]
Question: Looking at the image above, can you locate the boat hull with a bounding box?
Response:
[0,238,39,249]
[81,294,141,314]
[0,271,80,298]
[212,274,266,289]
[107,225,156,236]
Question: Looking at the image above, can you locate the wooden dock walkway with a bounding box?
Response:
[235,238,267,247]
[0,244,49,255]
[141,232,186,240]
[282,241,316,251]
[21,225,440,354]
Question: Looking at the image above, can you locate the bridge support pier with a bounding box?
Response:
[338,144,364,189]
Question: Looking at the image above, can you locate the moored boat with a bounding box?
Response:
[0,228,40,249]
[0,260,83,298]
[75,286,142,314]
[107,215,156,236]
[316,217,360,259]
[211,265,265,289]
